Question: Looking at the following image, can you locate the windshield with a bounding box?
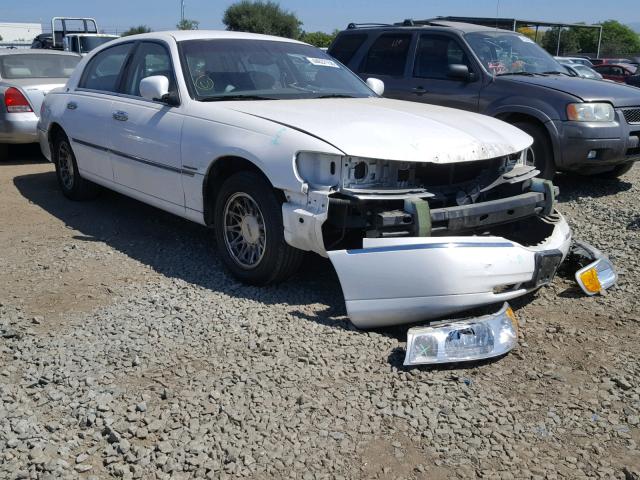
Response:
[465,31,568,76]
[79,36,116,54]
[0,54,80,79]
[574,65,600,79]
[179,39,373,101]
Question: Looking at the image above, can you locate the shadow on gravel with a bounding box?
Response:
[13,170,360,330]
[1,144,48,165]
[12,170,545,350]
[554,172,632,201]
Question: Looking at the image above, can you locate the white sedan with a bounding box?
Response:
[39,31,585,358]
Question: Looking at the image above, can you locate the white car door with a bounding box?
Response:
[66,42,136,181]
[109,41,185,207]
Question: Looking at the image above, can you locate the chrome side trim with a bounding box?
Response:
[71,137,198,176]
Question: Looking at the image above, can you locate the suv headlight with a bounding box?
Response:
[566,102,615,122]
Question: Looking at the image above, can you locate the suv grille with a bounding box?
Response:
[622,108,640,124]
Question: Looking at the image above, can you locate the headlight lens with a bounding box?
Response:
[566,102,615,122]
[404,303,518,365]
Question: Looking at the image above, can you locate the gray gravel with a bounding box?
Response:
[1,149,639,479]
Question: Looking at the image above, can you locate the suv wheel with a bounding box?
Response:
[213,171,304,285]
[512,121,556,180]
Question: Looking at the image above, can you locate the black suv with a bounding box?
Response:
[329,20,640,179]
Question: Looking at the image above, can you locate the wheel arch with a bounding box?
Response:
[48,122,67,145]
[494,110,561,168]
[202,155,275,227]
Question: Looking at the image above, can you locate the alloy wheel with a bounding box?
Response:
[223,192,266,269]
[58,142,74,190]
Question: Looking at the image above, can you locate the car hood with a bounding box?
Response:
[226,97,531,163]
[498,75,640,107]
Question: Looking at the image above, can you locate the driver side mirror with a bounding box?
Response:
[366,77,385,96]
[448,64,473,81]
[140,75,178,105]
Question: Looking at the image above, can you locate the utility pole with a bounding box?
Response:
[181,0,185,23]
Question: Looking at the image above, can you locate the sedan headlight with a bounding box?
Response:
[404,303,518,365]
[566,102,615,122]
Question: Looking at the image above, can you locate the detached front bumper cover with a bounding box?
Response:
[404,303,518,366]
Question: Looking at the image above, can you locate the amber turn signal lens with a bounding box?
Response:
[578,267,602,294]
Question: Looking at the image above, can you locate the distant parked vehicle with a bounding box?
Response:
[330,20,640,179]
[554,56,593,67]
[0,50,80,160]
[31,17,118,56]
[600,58,634,65]
[593,64,640,87]
[555,59,603,80]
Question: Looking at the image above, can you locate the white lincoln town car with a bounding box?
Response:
[39,31,613,363]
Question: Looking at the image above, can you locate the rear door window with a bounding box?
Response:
[79,42,134,93]
[361,33,412,76]
[413,34,471,79]
[329,34,367,65]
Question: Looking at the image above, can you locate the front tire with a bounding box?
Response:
[213,171,303,285]
[53,133,99,200]
[512,121,556,180]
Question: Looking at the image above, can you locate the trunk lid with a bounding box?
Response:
[8,79,68,116]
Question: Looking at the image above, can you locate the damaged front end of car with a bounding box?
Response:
[284,149,616,363]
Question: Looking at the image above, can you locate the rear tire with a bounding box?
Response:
[0,144,7,161]
[213,171,304,285]
[53,133,99,200]
[512,121,556,180]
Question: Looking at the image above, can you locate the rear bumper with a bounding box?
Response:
[328,212,571,328]
[38,126,52,161]
[555,117,640,172]
[0,112,39,144]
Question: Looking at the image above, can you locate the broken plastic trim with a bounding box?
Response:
[404,303,518,366]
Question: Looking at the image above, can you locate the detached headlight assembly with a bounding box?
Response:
[404,303,518,366]
[566,102,615,122]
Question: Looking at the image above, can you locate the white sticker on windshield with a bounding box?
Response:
[520,36,535,43]
[306,57,339,68]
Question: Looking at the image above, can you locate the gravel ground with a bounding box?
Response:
[1,145,639,479]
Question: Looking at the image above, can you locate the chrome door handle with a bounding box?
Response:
[112,111,128,121]
[412,87,428,95]
[66,102,77,110]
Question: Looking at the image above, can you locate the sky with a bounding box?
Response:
[2,0,639,34]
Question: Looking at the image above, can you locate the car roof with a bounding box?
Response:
[116,30,306,45]
[0,49,80,58]
[342,20,516,34]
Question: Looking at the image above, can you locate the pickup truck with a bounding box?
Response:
[31,17,118,55]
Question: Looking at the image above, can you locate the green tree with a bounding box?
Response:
[300,30,338,48]
[517,26,540,43]
[541,27,579,55]
[121,25,152,36]
[223,1,302,39]
[176,19,199,30]
[597,20,640,56]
